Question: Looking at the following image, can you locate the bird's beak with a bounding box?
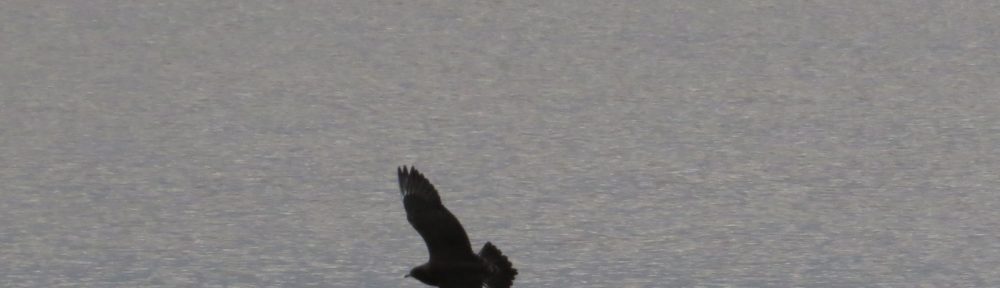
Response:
[404,273,411,278]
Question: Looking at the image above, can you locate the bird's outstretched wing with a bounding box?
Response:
[398,166,476,262]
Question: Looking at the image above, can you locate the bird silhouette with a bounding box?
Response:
[397,166,518,288]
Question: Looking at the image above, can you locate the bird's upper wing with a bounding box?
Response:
[398,166,476,262]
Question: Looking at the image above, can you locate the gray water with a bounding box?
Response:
[2,1,998,287]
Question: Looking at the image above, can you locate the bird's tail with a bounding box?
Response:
[479,242,518,288]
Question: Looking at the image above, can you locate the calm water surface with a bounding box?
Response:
[2,1,997,287]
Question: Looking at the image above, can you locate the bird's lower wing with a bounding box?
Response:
[440,279,484,288]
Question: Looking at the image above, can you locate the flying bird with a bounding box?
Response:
[397,166,518,288]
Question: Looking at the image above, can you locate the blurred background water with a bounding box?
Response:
[1,1,998,287]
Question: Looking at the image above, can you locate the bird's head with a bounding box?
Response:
[405,265,436,285]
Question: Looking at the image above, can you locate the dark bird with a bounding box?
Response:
[397,166,518,288]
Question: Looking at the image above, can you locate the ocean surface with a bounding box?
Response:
[2,1,998,287]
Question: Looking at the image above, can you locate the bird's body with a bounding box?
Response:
[408,259,488,287]
[397,166,518,288]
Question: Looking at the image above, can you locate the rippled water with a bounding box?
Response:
[2,1,998,287]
